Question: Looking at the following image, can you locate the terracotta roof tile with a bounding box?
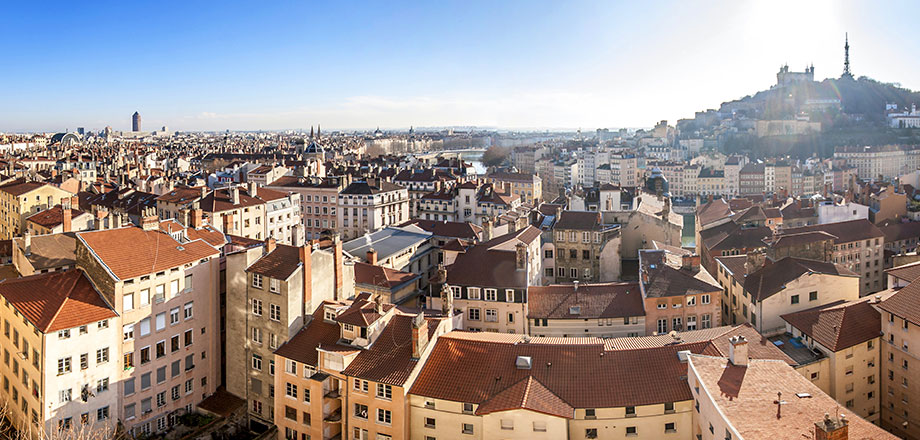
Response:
[340,314,443,386]
[0,269,117,333]
[77,226,220,280]
[527,282,644,319]
[781,299,881,352]
[246,244,302,280]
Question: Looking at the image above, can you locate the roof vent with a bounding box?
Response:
[515,356,532,370]
[569,306,581,315]
[677,350,690,363]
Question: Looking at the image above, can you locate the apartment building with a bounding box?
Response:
[200,185,266,240]
[337,179,409,240]
[156,186,207,221]
[687,346,895,440]
[876,280,920,439]
[778,298,881,424]
[714,254,861,335]
[255,185,303,245]
[392,168,455,217]
[25,204,93,236]
[552,211,621,283]
[780,219,886,295]
[225,236,349,428]
[74,213,223,437]
[409,325,793,440]
[485,171,542,205]
[0,270,119,437]
[834,144,920,181]
[274,297,453,440]
[429,226,542,334]
[267,175,346,241]
[527,282,645,337]
[0,179,74,239]
[639,251,721,335]
[739,163,765,196]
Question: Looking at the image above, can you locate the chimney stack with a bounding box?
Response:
[248,181,258,198]
[681,254,701,271]
[515,241,527,271]
[189,202,203,229]
[62,204,72,233]
[367,248,378,266]
[728,335,749,367]
[815,413,849,440]
[23,230,31,256]
[333,234,344,300]
[481,217,493,242]
[264,237,276,255]
[200,186,208,200]
[411,313,429,360]
[141,207,159,231]
[744,251,766,276]
[300,243,313,317]
[230,186,240,205]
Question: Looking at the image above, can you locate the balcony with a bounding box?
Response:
[323,408,341,423]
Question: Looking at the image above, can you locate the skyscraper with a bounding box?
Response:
[132,111,141,131]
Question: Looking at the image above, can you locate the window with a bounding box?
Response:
[505,289,514,302]
[701,314,711,329]
[468,308,480,321]
[687,296,696,306]
[123,324,134,341]
[270,304,281,321]
[252,299,263,316]
[376,383,392,400]
[463,402,474,414]
[701,294,710,304]
[625,426,637,436]
[58,329,70,339]
[270,278,281,293]
[96,348,109,364]
[140,288,150,306]
[665,422,676,433]
[485,309,498,322]
[533,421,547,432]
[60,388,72,403]
[96,406,109,421]
[354,403,368,419]
[170,307,180,325]
[252,354,262,371]
[124,293,134,311]
[809,291,818,301]
[185,329,193,346]
[285,383,298,399]
[791,295,799,305]
[170,279,179,298]
[57,357,71,375]
[501,419,514,430]
[587,428,599,438]
[484,289,497,301]
[155,312,166,331]
[585,408,596,419]
[657,319,667,334]
[462,423,474,435]
[139,318,151,336]
[376,408,391,425]
[625,406,636,417]
[450,286,461,298]
[252,274,263,288]
[80,353,89,370]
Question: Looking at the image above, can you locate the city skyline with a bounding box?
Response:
[3,0,920,133]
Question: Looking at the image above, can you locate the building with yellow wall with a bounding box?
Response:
[0,180,74,239]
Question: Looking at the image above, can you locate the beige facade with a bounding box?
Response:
[0,182,74,239]
[878,305,920,439]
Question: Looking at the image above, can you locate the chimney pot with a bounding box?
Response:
[728,335,749,367]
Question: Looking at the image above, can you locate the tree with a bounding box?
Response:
[481,146,510,167]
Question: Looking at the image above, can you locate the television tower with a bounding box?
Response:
[842,33,853,79]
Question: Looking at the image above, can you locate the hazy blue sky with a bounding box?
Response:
[2,1,918,132]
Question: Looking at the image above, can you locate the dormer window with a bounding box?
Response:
[324,309,336,322]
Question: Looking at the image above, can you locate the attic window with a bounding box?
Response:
[515,356,532,370]
[569,306,581,315]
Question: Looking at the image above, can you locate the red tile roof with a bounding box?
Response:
[0,179,47,196]
[274,302,350,367]
[743,257,856,302]
[0,269,116,333]
[77,226,220,280]
[340,314,443,386]
[354,262,419,289]
[475,376,573,418]
[781,298,881,352]
[246,244,302,280]
[26,205,86,228]
[527,282,644,319]
[878,279,920,326]
[886,261,920,283]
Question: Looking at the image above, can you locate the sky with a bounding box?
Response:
[2,0,919,133]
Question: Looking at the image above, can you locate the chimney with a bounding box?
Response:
[62,204,72,233]
[222,213,234,234]
[744,251,766,275]
[367,248,378,265]
[264,237,276,255]
[515,241,527,271]
[141,207,159,231]
[728,335,749,367]
[681,254,701,270]
[230,186,240,205]
[299,243,313,316]
[200,186,207,199]
[815,413,849,440]
[291,224,304,247]
[411,313,429,360]
[436,264,448,284]
[189,203,203,229]
[481,217,493,241]
[439,283,453,316]
[23,230,31,256]
[248,181,258,198]
[333,234,344,300]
